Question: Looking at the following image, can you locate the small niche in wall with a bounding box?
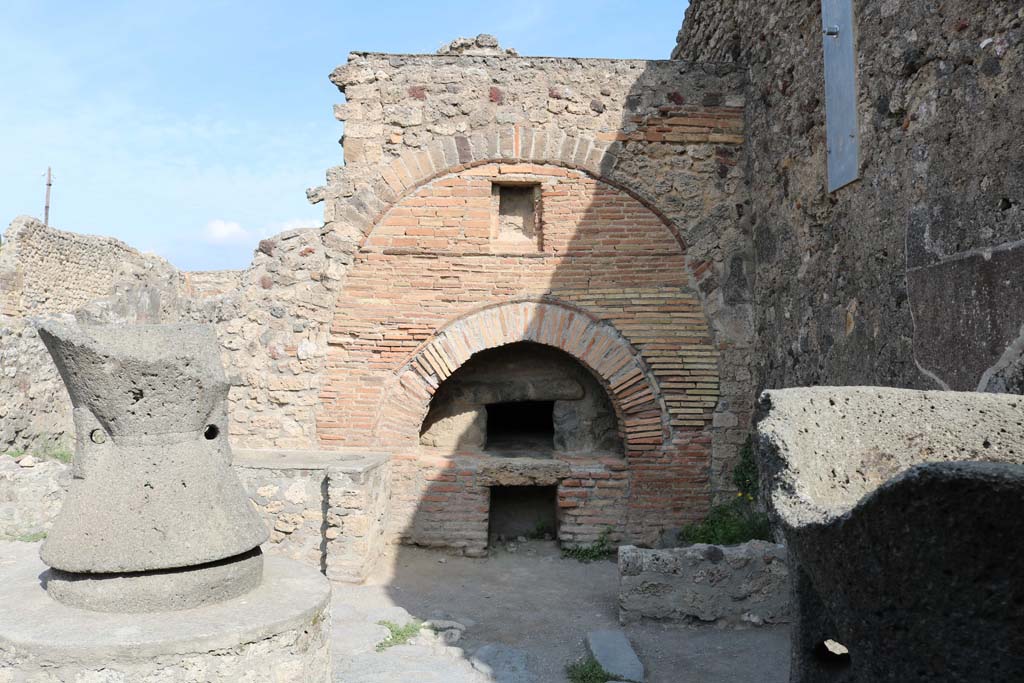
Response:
[491,183,541,251]
[488,485,557,543]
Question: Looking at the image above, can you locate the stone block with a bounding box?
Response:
[618,541,790,626]
[757,386,1024,682]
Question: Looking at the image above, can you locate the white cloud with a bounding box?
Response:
[204,219,250,243]
[201,217,320,247]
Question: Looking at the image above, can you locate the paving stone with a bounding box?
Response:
[586,629,644,682]
[470,644,536,683]
[331,621,390,656]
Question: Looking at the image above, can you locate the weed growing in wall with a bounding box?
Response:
[678,435,772,546]
[732,436,759,497]
[677,498,771,546]
[562,527,616,562]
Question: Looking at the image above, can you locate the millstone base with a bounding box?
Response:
[0,542,331,683]
[45,547,265,613]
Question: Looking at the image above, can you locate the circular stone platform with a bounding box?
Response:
[0,542,331,682]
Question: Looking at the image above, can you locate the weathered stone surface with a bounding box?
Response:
[43,547,264,613]
[477,458,570,487]
[437,34,518,56]
[36,320,267,577]
[420,344,618,455]
[676,0,1024,396]
[0,456,67,539]
[756,386,1024,682]
[618,541,790,627]
[0,543,331,682]
[470,644,536,683]
[586,629,644,682]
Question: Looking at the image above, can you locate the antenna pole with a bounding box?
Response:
[44,167,52,226]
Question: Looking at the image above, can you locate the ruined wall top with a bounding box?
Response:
[436,34,518,56]
[0,216,178,319]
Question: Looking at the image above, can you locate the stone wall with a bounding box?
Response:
[0,456,67,540]
[0,216,184,452]
[235,453,330,569]
[618,541,791,627]
[0,216,178,318]
[235,449,389,582]
[325,454,391,582]
[676,0,1024,394]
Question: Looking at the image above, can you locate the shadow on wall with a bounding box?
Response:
[322,52,753,676]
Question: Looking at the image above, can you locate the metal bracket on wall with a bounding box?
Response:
[822,0,860,192]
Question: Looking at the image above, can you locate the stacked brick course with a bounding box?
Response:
[319,160,722,549]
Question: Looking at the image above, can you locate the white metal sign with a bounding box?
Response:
[822,0,860,191]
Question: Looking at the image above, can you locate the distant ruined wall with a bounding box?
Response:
[0,217,182,451]
[676,0,1024,394]
[0,213,351,453]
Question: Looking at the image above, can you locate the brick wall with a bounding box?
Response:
[312,51,755,507]
[317,162,720,548]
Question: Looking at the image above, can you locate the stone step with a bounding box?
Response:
[586,628,644,682]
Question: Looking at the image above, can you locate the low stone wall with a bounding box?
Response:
[325,456,391,582]
[618,541,791,627]
[0,456,67,539]
[1,450,391,583]
[234,454,329,569]
[234,449,390,582]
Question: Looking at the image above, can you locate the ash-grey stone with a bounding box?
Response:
[470,644,535,683]
[44,547,263,613]
[586,629,644,682]
[35,320,268,580]
[756,386,1024,683]
[618,541,790,627]
[0,541,330,669]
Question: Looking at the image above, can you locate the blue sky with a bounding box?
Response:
[0,1,688,271]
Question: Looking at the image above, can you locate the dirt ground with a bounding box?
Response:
[342,540,790,682]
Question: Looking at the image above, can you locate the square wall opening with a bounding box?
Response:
[488,485,558,542]
[492,183,541,250]
[485,400,554,453]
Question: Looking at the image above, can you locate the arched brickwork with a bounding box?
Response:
[317,160,721,548]
[316,125,692,255]
[376,301,666,451]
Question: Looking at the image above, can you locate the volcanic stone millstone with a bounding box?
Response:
[36,319,269,612]
[755,386,1024,683]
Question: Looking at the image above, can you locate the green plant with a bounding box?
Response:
[526,522,554,540]
[36,440,73,464]
[375,619,422,651]
[4,449,25,459]
[678,498,771,546]
[733,435,758,498]
[566,656,616,683]
[562,527,616,562]
[15,531,47,542]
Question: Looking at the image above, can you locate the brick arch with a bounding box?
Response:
[375,300,667,452]
[320,125,690,254]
